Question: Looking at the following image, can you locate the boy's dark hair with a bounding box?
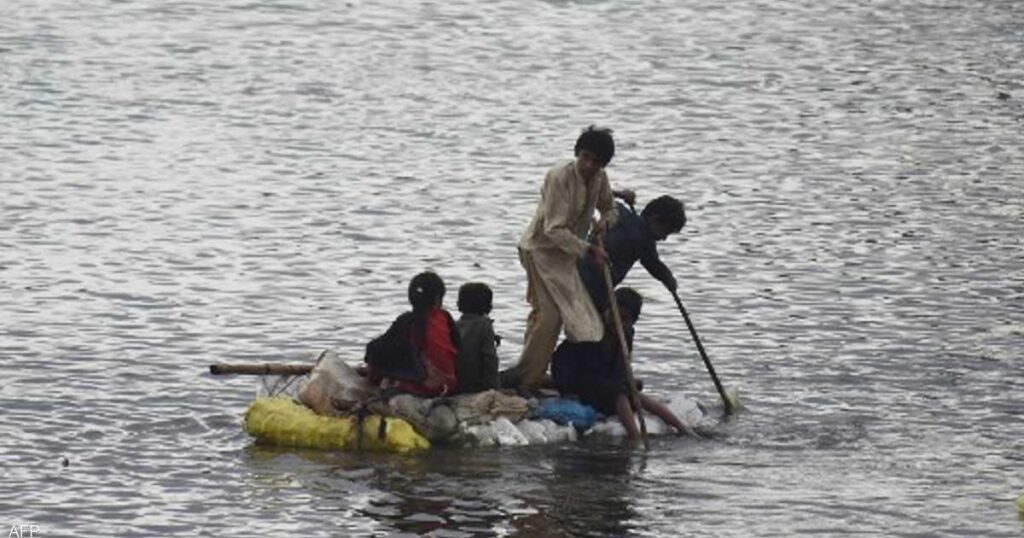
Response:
[457,282,493,315]
[574,125,615,167]
[641,195,687,233]
[614,287,643,324]
[408,271,446,312]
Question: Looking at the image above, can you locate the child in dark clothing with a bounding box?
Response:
[551,287,689,439]
[454,282,500,394]
[365,271,460,398]
[579,195,686,313]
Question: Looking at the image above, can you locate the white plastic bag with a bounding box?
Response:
[297,350,377,415]
[516,420,549,444]
[491,417,529,446]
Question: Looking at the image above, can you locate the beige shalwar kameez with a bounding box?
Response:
[515,159,619,387]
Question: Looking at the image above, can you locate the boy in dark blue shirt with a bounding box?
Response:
[579,195,686,313]
[551,287,690,439]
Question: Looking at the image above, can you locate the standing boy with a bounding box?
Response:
[510,126,634,389]
[579,195,686,313]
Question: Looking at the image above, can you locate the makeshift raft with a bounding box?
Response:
[227,350,711,454]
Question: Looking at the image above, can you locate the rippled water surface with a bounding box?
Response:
[2,0,1022,536]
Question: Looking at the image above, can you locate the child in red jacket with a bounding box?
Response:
[365,271,460,397]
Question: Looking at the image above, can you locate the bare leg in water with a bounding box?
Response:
[616,393,691,439]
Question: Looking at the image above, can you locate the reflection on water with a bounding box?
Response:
[244,441,658,537]
[538,445,638,538]
[2,0,1022,536]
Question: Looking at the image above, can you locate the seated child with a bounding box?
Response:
[364,271,460,398]
[454,282,501,394]
[551,287,689,439]
[580,195,686,313]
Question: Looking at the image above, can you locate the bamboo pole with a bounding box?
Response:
[597,236,649,449]
[671,290,734,415]
[208,363,314,376]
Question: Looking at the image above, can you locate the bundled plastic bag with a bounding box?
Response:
[367,390,533,443]
[462,417,530,447]
[297,350,378,416]
[243,396,430,453]
[589,393,710,437]
[512,419,577,444]
[537,419,578,443]
[532,398,599,433]
[368,393,460,442]
[451,390,532,426]
[516,420,549,444]
[491,417,529,446]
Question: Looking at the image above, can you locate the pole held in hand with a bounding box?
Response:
[597,236,650,449]
[671,290,734,415]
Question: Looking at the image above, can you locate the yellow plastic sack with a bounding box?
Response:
[243,397,430,454]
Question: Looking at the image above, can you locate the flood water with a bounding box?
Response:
[2,0,1022,536]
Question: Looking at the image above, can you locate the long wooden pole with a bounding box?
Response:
[597,237,649,449]
[209,363,314,376]
[671,290,734,415]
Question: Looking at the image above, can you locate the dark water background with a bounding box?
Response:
[2,0,1022,536]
